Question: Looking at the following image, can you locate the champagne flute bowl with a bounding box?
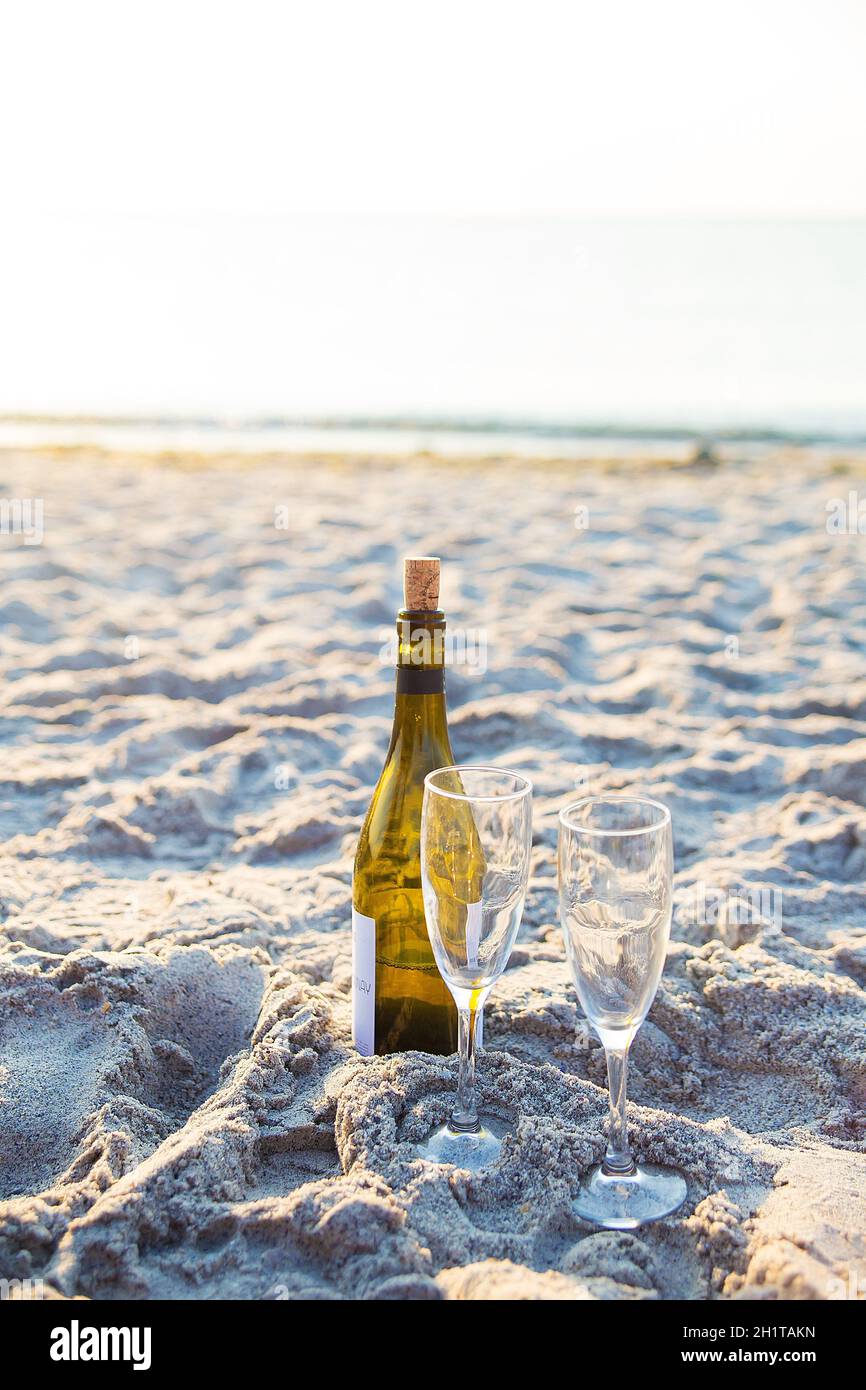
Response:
[418,765,532,1171]
[558,795,687,1228]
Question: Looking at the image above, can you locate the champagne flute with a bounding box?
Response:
[419,765,532,1171]
[558,795,687,1227]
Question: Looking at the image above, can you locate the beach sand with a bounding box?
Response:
[0,445,865,1301]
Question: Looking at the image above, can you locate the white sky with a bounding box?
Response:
[3,0,865,218]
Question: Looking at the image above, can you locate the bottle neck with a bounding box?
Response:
[390,609,450,751]
[395,608,446,696]
[396,666,444,694]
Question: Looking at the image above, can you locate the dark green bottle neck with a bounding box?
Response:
[391,608,449,729]
[396,666,444,694]
[395,607,446,693]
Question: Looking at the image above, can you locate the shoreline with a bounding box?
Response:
[2,440,865,479]
[3,412,866,466]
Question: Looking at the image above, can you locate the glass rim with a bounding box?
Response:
[558,794,671,838]
[424,764,533,804]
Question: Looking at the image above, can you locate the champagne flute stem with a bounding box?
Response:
[602,1045,636,1176]
[450,1006,481,1134]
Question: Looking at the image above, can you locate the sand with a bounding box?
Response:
[0,444,865,1301]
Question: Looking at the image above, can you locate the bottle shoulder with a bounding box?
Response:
[354,725,454,873]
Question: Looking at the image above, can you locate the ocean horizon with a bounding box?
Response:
[2,410,866,462]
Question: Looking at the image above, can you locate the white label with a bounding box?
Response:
[466,900,483,968]
[352,907,376,1056]
[467,901,483,1048]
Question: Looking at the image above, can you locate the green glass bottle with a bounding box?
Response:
[352,558,459,1055]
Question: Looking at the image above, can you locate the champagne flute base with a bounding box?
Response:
[418,1120,503,1172]
[574,1162,687,1229]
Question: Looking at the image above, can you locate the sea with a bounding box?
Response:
[1,215,863,455]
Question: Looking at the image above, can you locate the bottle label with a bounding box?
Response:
[352,907,376,1056]
[395,667,445,694]
[466,900,482,968]
[467,901,483,1048]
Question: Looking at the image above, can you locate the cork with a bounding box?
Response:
[403,556,440,610]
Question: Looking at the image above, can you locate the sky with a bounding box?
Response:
[2,0,866,219]
[1,2,864,423]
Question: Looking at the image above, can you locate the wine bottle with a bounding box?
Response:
[352,557,459,1055]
